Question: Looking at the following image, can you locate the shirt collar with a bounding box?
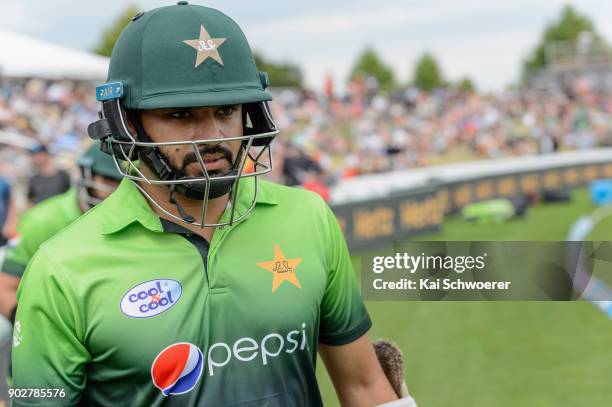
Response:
[101,176,277,235]
[159,217,192,235]
[100,178,163,235]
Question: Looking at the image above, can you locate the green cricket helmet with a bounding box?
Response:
[77,141,123,208]
[87,1,278,227]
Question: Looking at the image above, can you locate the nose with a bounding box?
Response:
[192,108,222,141]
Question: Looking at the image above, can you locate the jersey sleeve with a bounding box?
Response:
[12,248,90,406]
[2,214,45,277]
[318,203,371,346]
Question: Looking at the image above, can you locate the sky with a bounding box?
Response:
[2,0,612,91]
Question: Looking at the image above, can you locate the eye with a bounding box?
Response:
[169,110,191,119]
[216,105,237,117]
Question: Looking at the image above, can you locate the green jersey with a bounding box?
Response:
[2,188,82,277]
[12,177,370,406]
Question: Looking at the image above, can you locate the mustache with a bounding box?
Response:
[180,144,234,172]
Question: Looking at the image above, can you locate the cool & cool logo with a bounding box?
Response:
[120,279,182,318]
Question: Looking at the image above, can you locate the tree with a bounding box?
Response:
[456,77,476,93]
[93,5,141,57]
[349,48,396,92]
[412,52,444,91]
[253,53,303,88]
[523,5,606,76]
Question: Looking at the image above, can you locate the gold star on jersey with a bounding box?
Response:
[256,244,303,293]
[182,24,227,67]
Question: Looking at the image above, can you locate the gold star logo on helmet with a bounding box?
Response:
[182,24,227,67]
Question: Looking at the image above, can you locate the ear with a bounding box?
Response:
[123,108,138,136]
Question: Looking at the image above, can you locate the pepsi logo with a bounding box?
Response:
[151,342,204,396]
[120,279,182,318]
[149,323,310,387]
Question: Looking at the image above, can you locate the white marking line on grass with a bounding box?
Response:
[567,206,612,319]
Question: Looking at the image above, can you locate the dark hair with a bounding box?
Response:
[28,144,48,154]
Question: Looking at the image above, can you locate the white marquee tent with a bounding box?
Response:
[0,28,108,80]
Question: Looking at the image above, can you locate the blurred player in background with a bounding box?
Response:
[0,141,122,322]
[26,144,72,207]
[11,2,404,406]
[0,176,14,244]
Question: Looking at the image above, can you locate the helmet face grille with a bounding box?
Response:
[77,165,118,209]
[94,99,278,228]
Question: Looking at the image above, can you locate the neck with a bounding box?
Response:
[137,165,229,241]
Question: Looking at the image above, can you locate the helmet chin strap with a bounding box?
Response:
[168,185,195,224]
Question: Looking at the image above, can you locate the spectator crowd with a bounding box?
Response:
[271,77,612,187]
[1,76,612,213]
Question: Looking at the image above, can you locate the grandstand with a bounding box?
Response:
[528,32,612,92]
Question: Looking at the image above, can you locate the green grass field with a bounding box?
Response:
[317,188,612,406]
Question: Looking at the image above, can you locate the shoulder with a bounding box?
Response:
[30,201,113,284]
[37,197,105,258]
[20,190,74,228]
[259,179,328,210]
[256,180,335,235]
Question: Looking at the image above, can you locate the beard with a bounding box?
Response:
[138,142,244,201]
[177,144,236,178]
